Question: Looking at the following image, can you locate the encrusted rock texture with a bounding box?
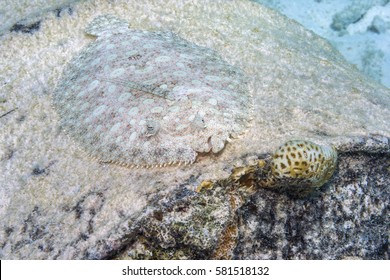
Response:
[235,151,389,260]
[0,0,389,259]
[115,139,389,260]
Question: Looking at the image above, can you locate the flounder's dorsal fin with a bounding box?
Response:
[85,14,129,37]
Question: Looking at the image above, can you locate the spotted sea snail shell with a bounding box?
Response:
[270,140,338,188]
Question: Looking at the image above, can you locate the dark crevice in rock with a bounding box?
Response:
[54,6,73,18]
[10,21,41,34]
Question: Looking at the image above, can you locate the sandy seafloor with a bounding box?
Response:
[253,0,390,88]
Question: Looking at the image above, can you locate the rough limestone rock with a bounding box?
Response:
[0,0,389,259]
[117,139,389,260]
[0,0,76,34]
[235,147,389,260]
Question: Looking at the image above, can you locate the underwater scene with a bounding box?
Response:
[0,0,389,260]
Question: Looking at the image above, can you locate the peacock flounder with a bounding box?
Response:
[53,15,253,168]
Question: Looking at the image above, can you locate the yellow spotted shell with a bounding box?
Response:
[271,140,337,188]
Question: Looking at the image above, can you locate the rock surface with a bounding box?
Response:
[0,0,76,34]
[116,139,389,260]
[0,0,389,259]
[235,147,389,260]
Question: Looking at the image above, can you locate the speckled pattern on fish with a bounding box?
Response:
[53,15,253,167]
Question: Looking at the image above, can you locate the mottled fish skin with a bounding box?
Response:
[53,15,253,167]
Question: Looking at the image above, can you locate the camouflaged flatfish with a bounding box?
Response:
[53,15,253,167]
